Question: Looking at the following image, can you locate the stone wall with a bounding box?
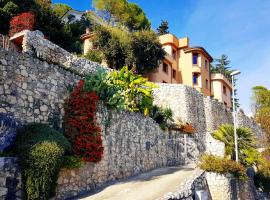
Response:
[238,179,257,200]
[0,34,18,52]
[206,172,259,200]
[0,47,79,125]
[206,172,234,200]
[22,30,109,75]
[205,132,225,157]
[153,84,207,153]
[203,97,233,132]
[56,107,189,199]
[153,84,264,157]
[237,109,264,142]
[0,157,22,200]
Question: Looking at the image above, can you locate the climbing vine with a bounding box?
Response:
[64,80,104,162]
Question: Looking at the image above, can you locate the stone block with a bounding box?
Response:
[0,186,8,197]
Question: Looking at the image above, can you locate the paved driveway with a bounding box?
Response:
[79,165,197,200]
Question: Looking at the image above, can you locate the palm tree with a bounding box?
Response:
[213,124,259,166]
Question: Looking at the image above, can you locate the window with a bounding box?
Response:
[205,60,208,69]
[224,102,227,106]
[162,80,167,83]
[172,49,177,59]
[163,63,168,73]
[223,85,227,95]
[67,14,76,23]
[205,79,209,89]
[193,53,198,65]
[172,69,176,79]
[193,73,199,85]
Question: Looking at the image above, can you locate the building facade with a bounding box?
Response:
[211,73,232,108]
[147,33,232,108]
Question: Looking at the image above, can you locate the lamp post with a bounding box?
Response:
[230,70,241,162]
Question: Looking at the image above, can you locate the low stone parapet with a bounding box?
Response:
[158,169,208,200]
[206,172,234,200]
[21,30,109,76]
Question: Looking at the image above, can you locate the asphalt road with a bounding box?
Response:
[79,165,197,200]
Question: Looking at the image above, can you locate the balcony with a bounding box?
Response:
[192,66,201,73]
[211,73,232,89]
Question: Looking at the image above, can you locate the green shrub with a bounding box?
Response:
[23,141,63,200]
[93,25,129,70]
[2,1,19,16]
[0,150,14,157]
[130,30,166,74]
[150,105,173,131]
[14,123,71,154]
[14,123,71,200]
[199,154,247,180]
[84,68,117,102]
[108,66,156,113]
[93,25,165,73]
[254,156,270,193]
[84,50,104,63]
[61,155,82,169]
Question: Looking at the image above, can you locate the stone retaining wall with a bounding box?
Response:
[22,30,109,75]
[0,157,22,200]
[0,41,193,200]
[203,97,233,132]
[206,172,259,200]
[206,172,234,200]
[0,34,18,52]
[153,84,207,153]
[205,132,225,157]
[153,84,264,157]
[56,107,190,199]
[238,179,257,200]
[0,47,79,126]
[237,109,264,143]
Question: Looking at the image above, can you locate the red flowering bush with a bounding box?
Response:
[9,12,36,36]
[64,80,104,162]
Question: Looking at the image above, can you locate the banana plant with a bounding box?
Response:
[107,66,157,113]
[84,66,157,114]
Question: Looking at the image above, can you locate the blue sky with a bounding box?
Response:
[53,0,270,114]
